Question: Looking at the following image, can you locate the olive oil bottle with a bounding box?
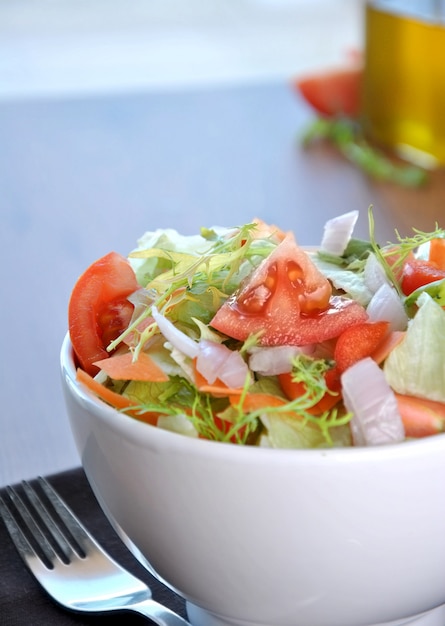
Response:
[362,1,445,166]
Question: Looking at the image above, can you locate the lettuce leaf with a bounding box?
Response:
[312,257,373,305]
[384,293,445,402]
[261,413,352,449]
[129,228,228,286]
[404,278,445,310]
[157,414,199,437]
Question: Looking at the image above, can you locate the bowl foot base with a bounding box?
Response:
[185,602,445,626]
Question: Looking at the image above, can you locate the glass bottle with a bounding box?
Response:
[362,0,445,167]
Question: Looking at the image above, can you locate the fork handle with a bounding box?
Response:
[131,598,193,625]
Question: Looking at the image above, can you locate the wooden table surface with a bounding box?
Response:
[1,79,444,486]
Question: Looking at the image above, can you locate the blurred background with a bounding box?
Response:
[0,0,363,99]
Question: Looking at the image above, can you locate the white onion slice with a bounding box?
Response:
[196,339,230,384]
[248,345,314,375]
[127,288,154,310]
[363,252,391,294]
[218,349,250,388]
[151,305,199,359]
[342,357,405,446]
[320,210,359,256]
[123,289,155,346]
[366,283,409,332]
[196,339,249,388]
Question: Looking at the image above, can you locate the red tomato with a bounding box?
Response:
[295,65,362,118]
[212,415,248,444]
[333,321,389,373]
[383,247,414,283]
[401,258,445,296]
[68,252,139,375]
[278,367,342,414]
[210,235,367,346]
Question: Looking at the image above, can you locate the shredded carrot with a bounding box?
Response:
[371,330,406,365]
[197,384,245,397]
[428,238,445,270]
[93,351,169,382]
[229,392,288,412]
[76,368,158,425]
[395,393,445,438]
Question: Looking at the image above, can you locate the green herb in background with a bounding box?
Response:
[301,117,428,188]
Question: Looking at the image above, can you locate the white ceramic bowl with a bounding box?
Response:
[61,333,445,626]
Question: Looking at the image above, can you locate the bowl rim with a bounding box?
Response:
[61,331,445,463]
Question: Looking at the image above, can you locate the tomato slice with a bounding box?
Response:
[68,252,139,375]
[210,235,367,345]
[295,65,362,118]
[383,247,414,283]
[333,321,389,373]
[401,258,445,296]
[278,367,342,414]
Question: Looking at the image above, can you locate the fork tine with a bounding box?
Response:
[36,476,93,552]
[21,480,78,562]
[0,487,55,567]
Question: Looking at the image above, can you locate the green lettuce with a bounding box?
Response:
[260,413,352,449]
[129,228,227,286]
[384,292,445,402]
[312,257,373,305]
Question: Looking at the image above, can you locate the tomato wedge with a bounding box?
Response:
[334,321,389,373]
[401,258,445,296]
[68,252,139,375]
[279,367,342,414]
[295,65,362,118]
[210,234,368,346]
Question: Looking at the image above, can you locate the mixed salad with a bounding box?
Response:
[68,209,445,448]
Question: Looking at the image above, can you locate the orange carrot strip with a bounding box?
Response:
[93,351,168,382]
[76,368,158,425]
[198,384,245,397]
[371,330,406,365]
[395,393,445,438]
[428,238,445,270]
[230,392,288,412]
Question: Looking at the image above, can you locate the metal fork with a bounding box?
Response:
[0,477,191,625]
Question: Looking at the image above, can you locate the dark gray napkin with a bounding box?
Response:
[0,467,188,625]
